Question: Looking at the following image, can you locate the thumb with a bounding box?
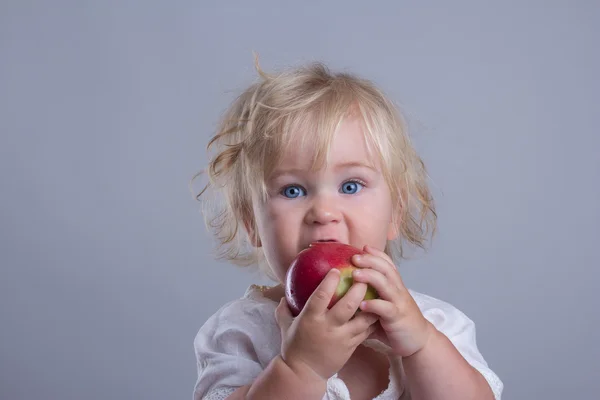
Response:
[275,298,293,333]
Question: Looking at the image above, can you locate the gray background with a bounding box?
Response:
[1,1,598,399]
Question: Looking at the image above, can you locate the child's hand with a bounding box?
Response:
[275,268,379,382]
[351,246,436,358]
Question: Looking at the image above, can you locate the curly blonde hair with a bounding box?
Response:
[190,58,436,279]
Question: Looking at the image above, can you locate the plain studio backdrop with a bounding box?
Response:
[1,1,598,399]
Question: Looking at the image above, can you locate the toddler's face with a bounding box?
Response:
[252,115,398,284]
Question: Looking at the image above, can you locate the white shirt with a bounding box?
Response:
[193,285,503,400]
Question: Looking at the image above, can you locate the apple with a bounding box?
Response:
[284,242,378,316]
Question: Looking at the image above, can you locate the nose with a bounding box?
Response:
[304,194,341,225]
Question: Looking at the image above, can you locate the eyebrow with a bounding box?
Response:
[269,161,376,181]
[333,161,377,171]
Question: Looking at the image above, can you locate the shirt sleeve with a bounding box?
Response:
[414,291,504,400]
[192,300,272,400]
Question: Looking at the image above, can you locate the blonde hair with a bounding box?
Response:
[191,58,436,279]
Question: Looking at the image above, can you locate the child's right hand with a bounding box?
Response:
[275,268,379,383]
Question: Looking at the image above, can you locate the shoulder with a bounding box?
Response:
[193,285,280,352]
[409,289,476,335]
[409,288,464,314]
[201,285,278,323]
[192,286,280,399]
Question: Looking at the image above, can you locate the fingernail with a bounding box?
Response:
[353,269,361,277]
[353,254,362,262]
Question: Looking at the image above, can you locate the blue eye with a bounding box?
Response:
[282,185,306,198]
[340,180,364,194]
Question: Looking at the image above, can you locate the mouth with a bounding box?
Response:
[304,239,339,249]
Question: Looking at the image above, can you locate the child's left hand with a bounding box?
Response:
[351,245,436,358]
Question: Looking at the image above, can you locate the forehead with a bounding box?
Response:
[275,114,378,174]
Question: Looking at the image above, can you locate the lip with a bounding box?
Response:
[304,239,340,249]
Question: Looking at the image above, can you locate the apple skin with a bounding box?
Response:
[284,242,379,316]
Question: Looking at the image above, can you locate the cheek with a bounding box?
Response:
[258,202,303,283]
[259,200,302,246]
[347,192,393,243]
[356,191,393,219]
[374,186,394,218]
[264,198,299,223]
[256,198,290,225]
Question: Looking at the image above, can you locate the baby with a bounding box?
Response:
[191,60,503,399]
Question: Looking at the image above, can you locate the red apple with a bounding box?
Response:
[284,242,378,316]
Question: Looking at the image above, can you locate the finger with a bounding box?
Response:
[346,311,379,336]
[352,268,402,302]
[358,298,397,321]
[353,320,380,346]
[352,252,395,276]
[328,282,368,325]
[352,253,405,289]
[365,245,395,264]
[302,268,341,316]
[275,298,293,333]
